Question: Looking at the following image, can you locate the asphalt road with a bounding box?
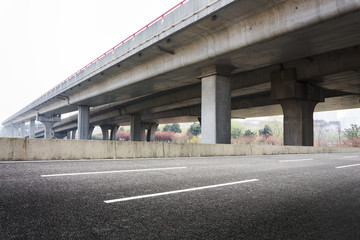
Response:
[1,152,360,239]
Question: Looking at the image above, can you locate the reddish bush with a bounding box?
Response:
[172,133,190,143]
[342,138,360,148]
[117,131,130,141]
[155,131,175,142]
[264,136,283,145]
[232,136,283,145]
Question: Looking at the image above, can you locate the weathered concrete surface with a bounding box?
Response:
[201,67,231,144]
[0,137,358,161]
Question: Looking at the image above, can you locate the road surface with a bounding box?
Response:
[1,152,360,239]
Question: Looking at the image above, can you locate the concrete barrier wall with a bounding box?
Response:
[0,137,359,161]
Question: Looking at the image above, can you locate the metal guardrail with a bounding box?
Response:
[34,0,188,104]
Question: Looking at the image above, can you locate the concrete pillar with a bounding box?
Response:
[77,106,90,140]
[146,123,159,142]
[110,125,119,141]
[43,122,55,139]
[67,131,71,139]
[200,65,233,144]
[11,125,19,137]
[20,122,26,138]
[29,119,35,138]
[100,125,110,140]
[88,126,95,140]
[280,99,317,146]
[4,126,12,137]
[71,130,77,139]
[6,126,12,137]
[130,114,143,141]
[36,114,61,139]
[271,69,324,146]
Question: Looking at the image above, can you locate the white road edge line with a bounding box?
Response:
[336,163,360,169]
[41,167,187,177]
[104,179,259,203]
[342,156,358,159]
[279,159,313,163]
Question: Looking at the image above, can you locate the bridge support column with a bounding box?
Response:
[110,125,119,141]
[29,119,35,138]
[88,126,95,140]
[130,115,143,141]
[77,106,90,140]
[200,65,233,144]
[67,132,71,139]
[11,124,19,137]
[271,69,324,146]
[4,126,13,137]
[100,124,119,140]
[72,130,77,139]
[37,114,61,139]
[44,122,55,139]
[20,122,26,138]
[146,123,159,142]
[100,125,110,140]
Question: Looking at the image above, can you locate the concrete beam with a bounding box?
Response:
[284,46,360,82]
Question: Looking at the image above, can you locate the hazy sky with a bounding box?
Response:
[0,0,181,123]
[0,0,358,126]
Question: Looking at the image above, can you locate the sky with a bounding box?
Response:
[0,0,359,128]
[0,0,181,124]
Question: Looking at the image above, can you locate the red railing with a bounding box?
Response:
[36,0,188,102]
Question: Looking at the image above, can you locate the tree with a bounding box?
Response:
[170,123,182,133]
[259,125,273,138]
[231,128,242,139]
[344,124,360,139]
[163,124,182,133]
[189,123,201,136]
[244,129,256,137]
[163,124,172,132]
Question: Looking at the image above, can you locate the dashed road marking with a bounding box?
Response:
[104,179,259,203]
[41,167,187,177]
[336,163,360,169]
[342,156,358,159]
[279,159,313,163]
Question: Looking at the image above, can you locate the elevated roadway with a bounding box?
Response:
[3,0,360,144]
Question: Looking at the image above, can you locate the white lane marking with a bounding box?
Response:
[104,179,259,203]
[279,159,313,163]
[342,156,358,159]
[336,163,360,169]
[41,167,187,177]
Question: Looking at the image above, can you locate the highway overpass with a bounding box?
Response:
[2,0,360,145]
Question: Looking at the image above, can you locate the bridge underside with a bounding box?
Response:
[3,0,360,145]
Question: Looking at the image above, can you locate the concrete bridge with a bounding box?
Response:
[2,0,360,146]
